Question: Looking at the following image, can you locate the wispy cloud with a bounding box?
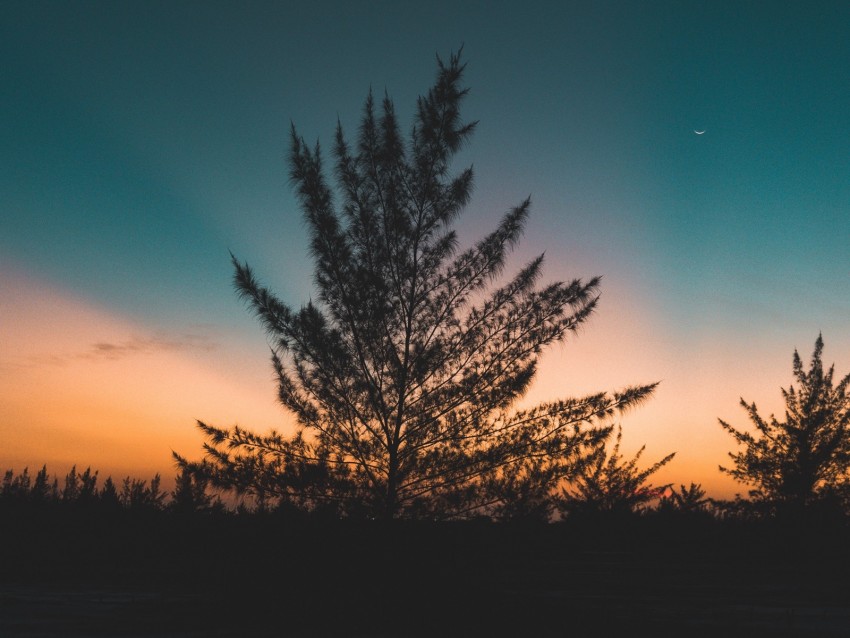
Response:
[83,333,217,361]
[8,330,220,370]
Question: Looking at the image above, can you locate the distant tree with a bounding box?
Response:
[560,424,675,516]
[100,476,122,510]
[78,467,98,502]
[719,335,850,513]
[62,466,98,505]
[1,467,30,500]
[657,482,711,515]
[0,466,59,506]
[61,466,79,502]
[170,467,221,513]
[1,470,10,497]
[177,51,655,520]
[31,465,56,502]
[120,474,166,511]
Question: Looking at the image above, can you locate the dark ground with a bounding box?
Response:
[2,511,850,636]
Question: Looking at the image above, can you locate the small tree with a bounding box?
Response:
[1,468,31,501]
[170,467,220,514]
[178,51,655,520]
[719,335,850,512]
[657,483,711,515]
[31,465,56,502]
[100,477,122,511]
[62,466,98,505]
[560,424,674,516]
[120,474,166,511]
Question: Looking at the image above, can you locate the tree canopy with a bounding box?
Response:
[177,51,656,520]
[720,334,850,512]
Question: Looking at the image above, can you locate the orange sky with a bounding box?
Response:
[3,265,813,499]
[1,269,288,487]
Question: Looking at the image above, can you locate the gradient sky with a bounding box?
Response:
[2,1,848,497]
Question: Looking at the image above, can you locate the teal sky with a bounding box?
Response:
[2,1,848,492]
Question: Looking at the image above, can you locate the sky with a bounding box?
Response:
[2,1,848,497]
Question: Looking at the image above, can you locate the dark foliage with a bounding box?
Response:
[657,482,713,516]
[0,466,170,513]
[560,423,675,516]
[2,465,58,503]
[61,465,99,505]
[170,467,223,513]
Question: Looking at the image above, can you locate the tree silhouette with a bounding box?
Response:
[657,482,711,515]
[100,476,122,510]
[177,51,655,520]
[2,467,31,501]
[2,466,59,503]
[61,466,98,505]
[560,424,674,516]
[120,474,166,511]
[719,334,850,513]
[170,467,221,513]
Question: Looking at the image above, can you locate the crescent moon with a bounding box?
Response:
[694,130,706,135]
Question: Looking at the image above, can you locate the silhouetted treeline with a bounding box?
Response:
[6,463,850,525]
[0,465,222,515]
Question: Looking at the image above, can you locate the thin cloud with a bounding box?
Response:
[84,333,217,361]
[12,331,220,369]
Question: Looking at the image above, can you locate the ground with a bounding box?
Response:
[2,512,849,636]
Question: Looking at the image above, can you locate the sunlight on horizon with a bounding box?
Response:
[2,264,822,499]
[1,268,289,488]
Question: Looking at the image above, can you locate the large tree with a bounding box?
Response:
[719,335,850,512]
[177,52,655,519]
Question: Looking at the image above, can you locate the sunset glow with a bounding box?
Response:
[1,267,288,485]
[2,2,848,501]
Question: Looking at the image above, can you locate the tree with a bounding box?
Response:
[177,51,655,520]
[99,476,122,511]
[119,474,166,511]
[61,466,98,505]
[559,424,674,516]
[719,335,850,512]
[657,483,711,515]
[170,467,221,514]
